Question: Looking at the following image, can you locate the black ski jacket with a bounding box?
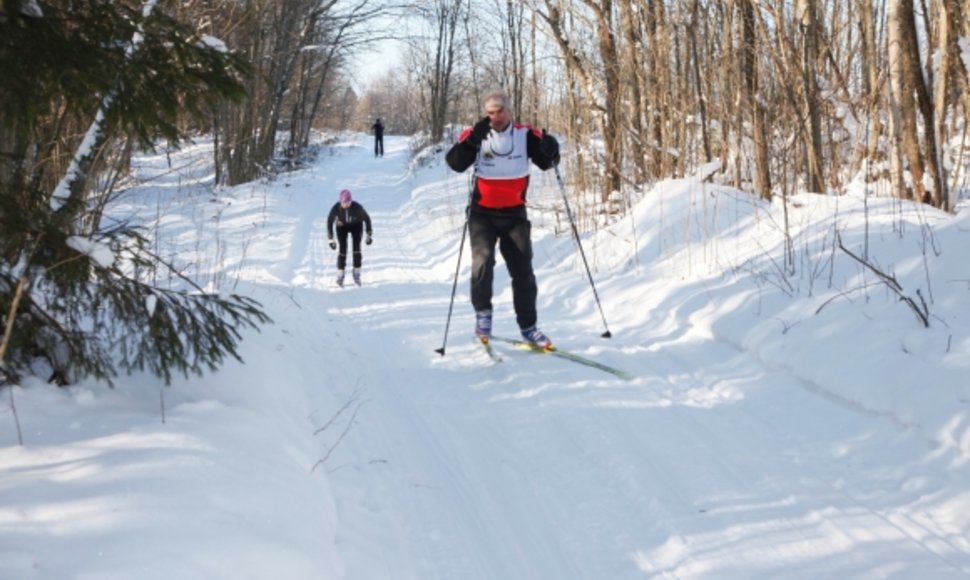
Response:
[327,201,373,237]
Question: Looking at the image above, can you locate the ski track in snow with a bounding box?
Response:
[253,137,970,579]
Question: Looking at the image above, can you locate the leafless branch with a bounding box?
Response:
[837,239,930,327]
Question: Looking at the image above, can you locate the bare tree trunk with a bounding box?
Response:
[739,0,771,200]
[643,0,671,177]
[721,1,742,188]
[505,0,527,116]
[528,10,541,124]
[853,0,884,180]
[671,18,688,178]
[798,0,825,192]
[912,1,944,208]
[582,0,623,199]
[688,0,712,165]
[618,0,648,184]
[933,0,961,211]
[887,0,942,205]
[956,0,970,120]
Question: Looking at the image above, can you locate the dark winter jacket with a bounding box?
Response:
[327,201,372,237]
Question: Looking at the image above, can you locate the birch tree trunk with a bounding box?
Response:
[797,0,825,192]
[933,0,961,211]
[722,1,742,188]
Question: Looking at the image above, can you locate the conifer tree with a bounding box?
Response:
[0,0,268,386]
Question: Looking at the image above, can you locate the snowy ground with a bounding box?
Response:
[1,133,969,579]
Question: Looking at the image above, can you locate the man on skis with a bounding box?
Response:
[445,89,560,348]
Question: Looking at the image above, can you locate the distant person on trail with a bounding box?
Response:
[372,118,385,157]
[444,89,560,349]
[327,189,373,287]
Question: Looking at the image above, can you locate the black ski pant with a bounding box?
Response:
[336,223,364,270]
[374,135,384,156]
[468,210,537,330]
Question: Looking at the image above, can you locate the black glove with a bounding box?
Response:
[366,234,373,245]
[540,129,560,165]
[329,239,336,250]
[466,117,492,147]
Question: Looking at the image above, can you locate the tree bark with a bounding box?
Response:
[581,0,623,199]
[617,0,648,183]
[739,0,771,200]
[688,0,712,165]
[854,0,883,179]
[887,0,942,205]
[798,0,825,192]
[933,0,961,211]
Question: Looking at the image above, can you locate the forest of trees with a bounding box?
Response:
[373,0,969,213]
[1,0,968,386]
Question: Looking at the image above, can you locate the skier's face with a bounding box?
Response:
[485,105,510,131]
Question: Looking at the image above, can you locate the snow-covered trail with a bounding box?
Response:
[269,137,970,579]
[2,133,968,580]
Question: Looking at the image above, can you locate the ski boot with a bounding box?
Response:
[475,310,492,342]
[521,326,553,350]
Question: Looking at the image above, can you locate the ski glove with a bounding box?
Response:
[329,239,336,250]
[540,130,561,166]
[466,117,492,148]
[366,235,373,245]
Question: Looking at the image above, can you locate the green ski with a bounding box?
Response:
[477,336,503,362]
[489,336,633,380]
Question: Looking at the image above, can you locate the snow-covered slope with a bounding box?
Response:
[2,133,968,579]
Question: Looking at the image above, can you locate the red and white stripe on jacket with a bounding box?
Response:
[458,123,542,209]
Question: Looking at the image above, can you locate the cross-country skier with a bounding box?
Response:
[327,189,373,287]
[372,118,385,157]
[444,89,560,348]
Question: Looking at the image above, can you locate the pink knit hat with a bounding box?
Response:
[339,189,352,203]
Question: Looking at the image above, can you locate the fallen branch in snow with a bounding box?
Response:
[837,239,930,328]
[312,385,367,472]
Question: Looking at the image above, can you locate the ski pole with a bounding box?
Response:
[553,164,613,338]
[435,172,476,356]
